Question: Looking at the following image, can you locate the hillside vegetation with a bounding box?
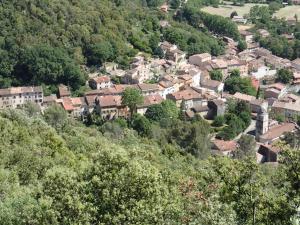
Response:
[0,0,227,92]
[0,107,299,224]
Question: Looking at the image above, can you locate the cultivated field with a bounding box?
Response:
[201,3,265,18]
[274,6,300,20]
[201,4,300,20]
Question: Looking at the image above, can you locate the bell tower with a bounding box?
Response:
[256,101,269,141]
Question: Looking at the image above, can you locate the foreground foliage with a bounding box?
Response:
[0,108,298,224]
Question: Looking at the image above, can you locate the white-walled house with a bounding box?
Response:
[251,66,276,80]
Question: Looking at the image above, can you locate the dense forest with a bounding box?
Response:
[0,105,299,224]
[0,0,237,93]
[249,5,300,60]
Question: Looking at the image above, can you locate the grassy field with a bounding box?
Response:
[274,6,300,20]
[201,3,265,18]
[201,4,300,20]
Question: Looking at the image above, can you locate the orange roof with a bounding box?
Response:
[58,84,70,97]
[139,94,164,108]
[168,89,202,101]
[233,92,255,102]
[0,86,43,96]
[260,123,296,141]
[213,140,238,152]
[61,97,83,111]
[98,95,122,108]
[91,76,111,84]
[268,83,285,91]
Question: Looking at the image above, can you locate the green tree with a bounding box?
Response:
[234,135,256,159]
[230,11,238,19]
[277,68,293,84]
[237,40,247,51]
[210,70,223,81]
[86,42,115,66]
[170,0,181,9]
[16,45,86,90]
[131,114,152,137]
[44,105,68,130]
[212,115,225,127]
[145,100,179,121]
[122,88,144,118]
[224,76,256,96]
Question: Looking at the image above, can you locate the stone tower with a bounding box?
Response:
[255,101,269,141]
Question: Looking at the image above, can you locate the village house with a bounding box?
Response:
[291,58,300,71]
[254,48,272,58]
[212,139,238,156]
[257,29,270,38]
[240,30,254,43]
[293,71,300,85]
[188,53,212,67]
[250,99,268,114]
[247,42,260,51]
[160,3,168,12]
[58,84,71,98]
[58,97,86,118]
[166,89,204,110]
[271,101,300,118]
[89,76,113,90]
[95,95,128,120]
[0,86,43,109]
[84,95,98,113]
[158,80,176,99]
[85,84,136,97]
[232,16,247,24]
[226,58,248,76]
[257,144,282,163]
[264,83,287,99]
[201,79,224,93]
[262,55,291,70]
[210,58,228,77]
[258,123,296,144]
[42,95,57,109]
[190,105,210,118]
[251,65,277,80]
[137,83,161,96]
[233,92,256,103]
[280,93,300,103]
[137,94,164,115]
[160,41,186,65]
[207,99,226,119]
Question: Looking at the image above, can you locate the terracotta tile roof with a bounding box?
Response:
[185,110,195,118]
[85,95,97,106]
[98,95,122,108]
[159,80,174,88]
[168,89,202,101]
[43,95,57,103]
[85,84,136,96]
[138,83,160,92]
[58,84,71,97]
[233,92,255,102]
[259,143,282,154]
[138,94,164,108]
[192,105,209,113]
[61,97,83,111]
[260,123,296,141]
[268,83,286,91]
[292,58,300,65]
[90,76,111,84]
[213,140,238,152]
[178,74,193,81]
[0,86,43,96]
[202,79,222,88]
[272,101,300,112]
